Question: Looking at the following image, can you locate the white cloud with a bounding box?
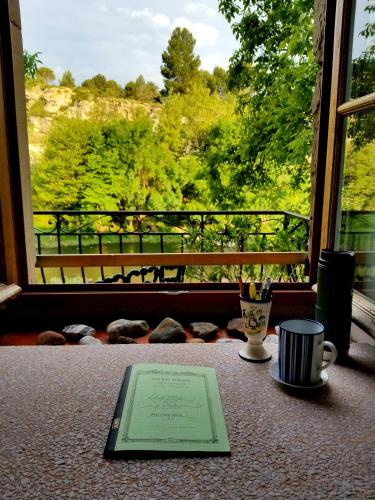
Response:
[152,14,170,28]
[200,52,231,71]
[117,7,151,18]
[117,7,129,14]
[184,2,217,17]
[95,2,108,13]
[117,7,169,29]
[130,8,152,18]
[185,2,206,12]
[171,17,218,47]
[206,9,217,17]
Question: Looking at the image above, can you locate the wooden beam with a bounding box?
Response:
[321,0,351,250]
[337,92,375,115]
[36,252,308,268]
[3,289,316,329]
[308,0,337,283]
[0,0,36,285]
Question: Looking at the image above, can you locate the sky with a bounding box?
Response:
[19,0,239,88]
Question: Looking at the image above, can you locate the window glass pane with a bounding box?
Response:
[347,0,375,100]
[337,110,375,301]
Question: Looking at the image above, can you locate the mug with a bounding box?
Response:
[278,318,337,386]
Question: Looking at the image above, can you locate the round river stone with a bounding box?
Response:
[149,317,186,344]
[189,322,218,341]
[36,331,66,346]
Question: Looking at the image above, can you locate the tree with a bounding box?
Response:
[36,66,55,84]
[158,82,236,156]
[161,27,201,95]
[23,50,42,79]
[207,66,228,95]
[124,75,159,101]
[218,0,316,188]
[81,74,107,92]
[32,116,184,211]
[105,80,124,98]
[59,70,75,88]
[81,74,124,97]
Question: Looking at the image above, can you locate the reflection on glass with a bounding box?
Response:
[337,111,375,301]
[346,0,375,100]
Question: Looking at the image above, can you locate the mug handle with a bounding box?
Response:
[321,341,337,370]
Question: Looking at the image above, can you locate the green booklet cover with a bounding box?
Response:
[104,363,230,458]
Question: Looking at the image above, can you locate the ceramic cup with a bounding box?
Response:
[239,297,272,362]
[278,318,337,386]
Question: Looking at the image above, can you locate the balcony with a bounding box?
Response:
[34,210,310,284]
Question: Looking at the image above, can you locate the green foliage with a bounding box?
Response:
[36,66,55,84]
[32,116,183,211]
[124,75,159,101]
[218,0,316,189]
[81,74,123,97]
[23,50,42,79]
[161,27,201,95]
[29,97,47,117]
[82,73,107,91]
[348,11,375,148]
[199,119,246,208]
[105,80,124,98]
[342,140,375,211]
[29,1,316,246]
[59,70,75,88]
[207,67,228,95]
[32,118,100,210]
[71,86,91,103]
[158,82,236,156]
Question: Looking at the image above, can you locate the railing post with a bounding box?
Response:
[200,214,204,252]
[56,214,66,284]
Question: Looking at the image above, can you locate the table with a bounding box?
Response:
[0,343,374,499]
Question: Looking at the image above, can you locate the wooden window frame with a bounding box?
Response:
[0,0,338,327]
[0,0,34,306]
[321,0,375,336]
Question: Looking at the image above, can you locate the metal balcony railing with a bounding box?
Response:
[33,210,310,284]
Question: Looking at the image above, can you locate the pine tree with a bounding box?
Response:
[161,27,201,95]
[59,70,75,88]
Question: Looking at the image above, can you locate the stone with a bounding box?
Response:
[106,319,149,341]
[108,336,137,344]
[79,336,102,346]
[226,318,247,341]
[126,320,149,338]
[189,322,218,341]
[189,338,205,344]
[149,317,186,344]
[36,331,65,346]
[62,324,96,342]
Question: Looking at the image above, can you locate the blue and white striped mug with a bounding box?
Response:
[278,318,337,386]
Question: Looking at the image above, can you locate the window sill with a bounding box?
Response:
[352,291,375,339]
[0,283,22,306]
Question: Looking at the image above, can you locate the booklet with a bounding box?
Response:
[104,363,230,458]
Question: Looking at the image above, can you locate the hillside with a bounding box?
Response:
[26,85,161,164]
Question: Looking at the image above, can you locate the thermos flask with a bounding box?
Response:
[315,249,355,360]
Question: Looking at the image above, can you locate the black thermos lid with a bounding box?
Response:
[319,249,355,265]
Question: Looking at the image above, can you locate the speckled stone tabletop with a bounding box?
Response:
[0,343,374,499]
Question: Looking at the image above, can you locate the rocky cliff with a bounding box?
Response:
[26,85,161,164]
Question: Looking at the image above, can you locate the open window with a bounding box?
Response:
[322,0,375,336]
[2,0,371,331]
[0,0,34,305]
